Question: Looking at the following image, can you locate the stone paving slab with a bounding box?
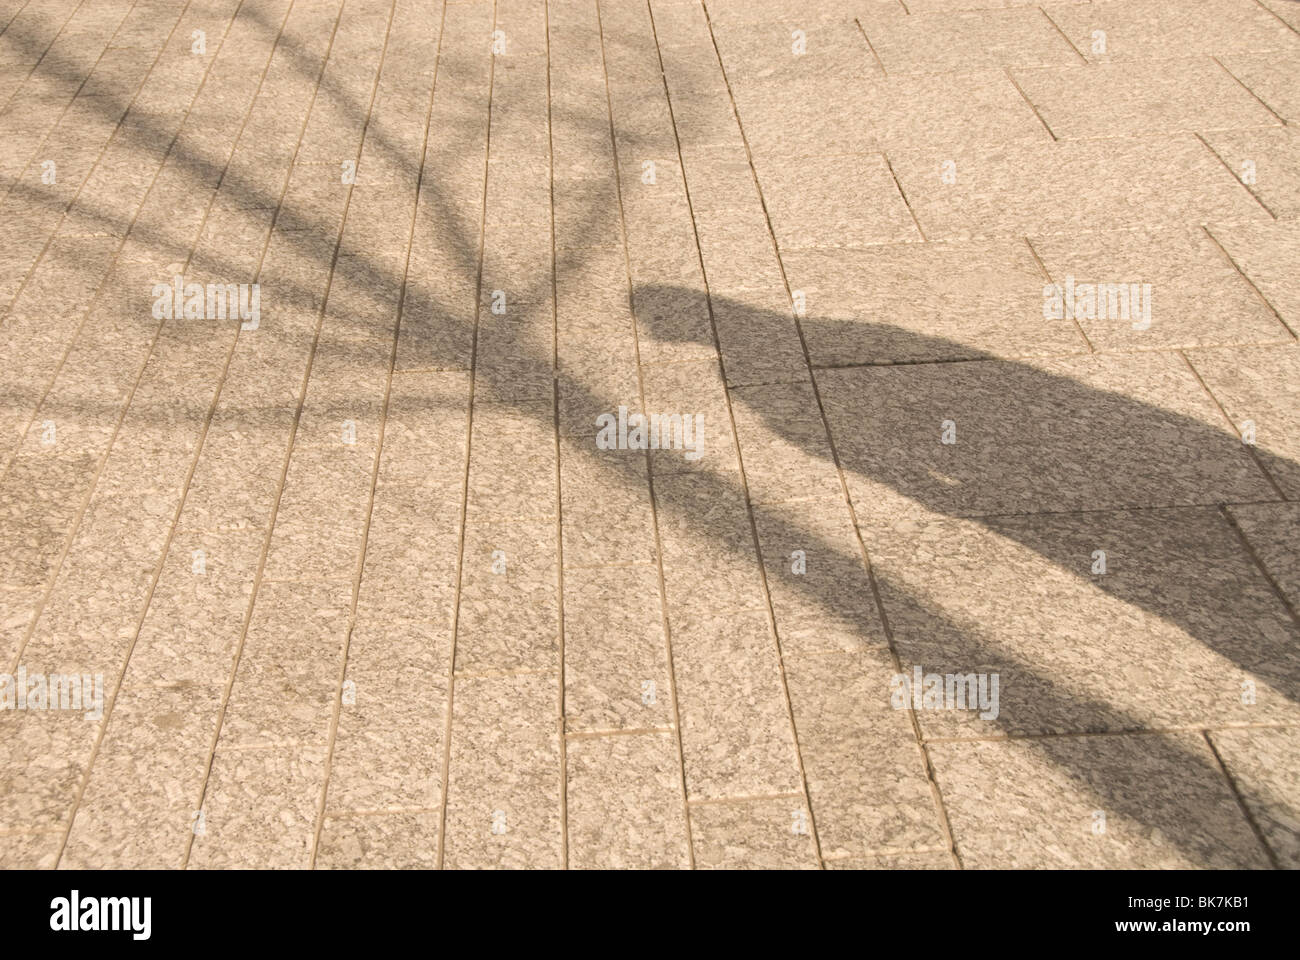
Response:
[0,0,1297,870]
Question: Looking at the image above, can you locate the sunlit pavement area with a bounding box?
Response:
[1,0,1299,869]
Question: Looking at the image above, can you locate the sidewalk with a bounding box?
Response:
[1,0,1298,869]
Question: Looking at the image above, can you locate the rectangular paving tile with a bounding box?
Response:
[1011,58,1281,139]
[1201,126,1300,219]
[1188,344,1300,498]
[187,745,327,868]
[860,70,1051,150]
[1227,502,1300,613]
[1208,220,1300,338]
[784,650,946,858]
[712,19,882,84]
[566,731,691,868]
[455,520,559,675]
[1042,0,1300,63]
[783,241,1089,365]
[752,497,889,657]
[442,673,563,869]
[1220,50,1300,124]
[316,811,440,868]
[219,580,352,748]
[729,379,841,502]
[818,352,1275,520]
[668,604,803,801]
[861,6,1082,74]
[929,733,1272,868]
[563,563,672,736]
[754,154,921,248]
[1208,727,1300,868]
[889,136,1268,241]
[1029,226,1291,351]
[325,620,450,814]
[866,507,1300,737]
[688,796,820,869]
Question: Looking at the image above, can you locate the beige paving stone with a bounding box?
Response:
[219,580,352,749]
[825,849,954,869]
[455,520,559,675]
[187,745,327,869]
[929,733,1272,868]
[1207,219,1300,337]
[819,352,1276,521]
[754,153,922,249]
[1228,501,1300,612]
[703,0,898,26]
[61,679,223,869]
[326,620,451,813]
[861,6,1082,75]
[0,831,61,869]
[1208,726,1300,868]
[1012,58,1281,139]
[122,527,261,687]
[1042,0,1300,64]
[316,811,440,869]
[1029,226,1291,351]
[711,288,810,388]
[442,672,563,869]
[639,359,738,476]
[712,19,882,84]
[1188,343,1300,497]
[0,587,39,668]
[867,507,1300,737]
[563,564,673,734]
[785,650,946,858]
[689,796,820,869]
[1220,50,1300,124]
[861,70,1051,150]
[466,400,557,522]
[558,436,658,568]
[783,241,1089,365]
[731,76,880,162]
[668,604,803,801]
[652,472,767,614]
[730,379,842,502]
[566,731,691,868]
[889,136,1268,241]
[1201,126,1300,220]
[752,497,889,657]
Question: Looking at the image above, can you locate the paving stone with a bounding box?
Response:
[1187,343,1300,498]
[1028,226,1290,351]
[566,732,691,868]
[1201,126,1300,220]
[818,352,1276,520]
[930,733,1273,868]
[688,796,820,869]
[1208,727,1300,868]
[783,241,1089,365]
[889,136,1268,241]
[1013,58,1281,139]
[1227,501,1300,613]
[866,507,1300,737]
[1042,0,1300,64]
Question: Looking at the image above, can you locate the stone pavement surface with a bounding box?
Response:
[0,0,1298,870]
